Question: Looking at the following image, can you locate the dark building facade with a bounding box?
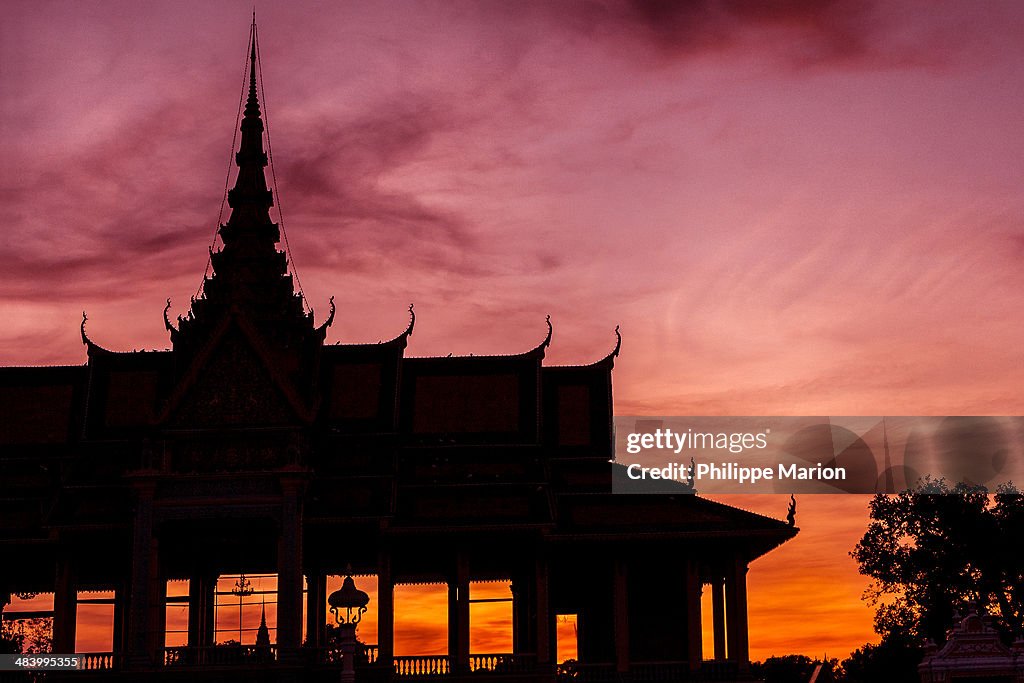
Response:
[0,28,796,683]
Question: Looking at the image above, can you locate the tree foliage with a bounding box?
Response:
[0,617,53,654]
[837,633,922,683]
[851,478,1023,644]
[751,654,834,682]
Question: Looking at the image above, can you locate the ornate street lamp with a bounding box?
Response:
[328,571,369,683]
[231,573,254,644]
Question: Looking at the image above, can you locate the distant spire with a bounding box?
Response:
[255,597,271,649]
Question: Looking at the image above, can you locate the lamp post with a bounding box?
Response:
[328,572,369,683]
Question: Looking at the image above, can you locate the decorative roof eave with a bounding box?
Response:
[80,311,172,359]
[529,314,553,356]
[404,314,552,361]
[589,325,618,368]
[80,311,117,356]
[384,302,415,345]
[590,324,622,368]
[326,303,414,350]
[544,325,621,370]
[313,296,336,340]
[163,298,179,343]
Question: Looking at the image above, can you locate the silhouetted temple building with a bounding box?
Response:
[0,27,796,683]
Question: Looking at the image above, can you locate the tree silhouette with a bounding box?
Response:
[0,617,53,654]
[851,478,1023,645]
[750,654,833,682]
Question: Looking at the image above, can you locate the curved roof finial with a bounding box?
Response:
[163,298,179,337]
[314,296,336,338]
[612,324,621,358]
[526,315,553,356]
[80,311,114,354]
[405,303,416,338]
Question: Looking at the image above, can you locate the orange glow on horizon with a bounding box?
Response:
[32,497,876,663]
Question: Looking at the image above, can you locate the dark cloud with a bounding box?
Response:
[620,0,871,59]
[0,91,228,301]
[275,92,534,279]
[534,0,941,70]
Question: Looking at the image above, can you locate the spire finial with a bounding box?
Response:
[225,15,272,212]
[248,16,258,113]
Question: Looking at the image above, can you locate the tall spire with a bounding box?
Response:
[172,17,314,356]
[225,15,273,218]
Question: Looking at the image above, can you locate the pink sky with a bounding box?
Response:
[2,0,1023,662]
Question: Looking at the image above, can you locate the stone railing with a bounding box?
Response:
[393,655,450,676]
[164,644,278,666]
[317,643,379,665]
[469,653,537,672]
[78,652,118,670]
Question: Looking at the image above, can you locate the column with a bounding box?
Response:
[201,574,215,648]
[447,552,470,673]
[685,560,702,671]
[187,575,203,648]
[187,572,216,649]
[613,558,629,673]
[511,577,533,656]
[127,482,160,667]
[725,555,749,672]
[711,576,726,660]
[112,582,128,655]
[52,556,77,653]
[305,572,326,649]
[377,552,394,667]
[277,481,304,657]
[535,557,551,666]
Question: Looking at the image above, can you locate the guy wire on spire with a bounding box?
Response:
[253,18,311,313]
[193,19,253,304]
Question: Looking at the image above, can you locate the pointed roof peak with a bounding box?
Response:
[244,16,261,122]
[225,15,272,213]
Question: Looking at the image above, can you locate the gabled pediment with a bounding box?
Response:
[159,310,314,428]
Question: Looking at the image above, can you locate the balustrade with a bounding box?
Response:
[78,652,117,670]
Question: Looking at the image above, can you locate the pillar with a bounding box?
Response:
[447,552,470,673]
[511,577,535,656]
[112,582,129,655]
[52,556,77,653]
[535,556,551,666]
[711,576,726,660]
[202,574,215,648]
[725,555,749,672]
[305,572,326,649]
[187,575,202,648]
[187,572,216,649]
[127,482,160,667]
[277,481,304,657]
[685,560,702,671]
[613,559,629,673]
[377,552,394,667]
